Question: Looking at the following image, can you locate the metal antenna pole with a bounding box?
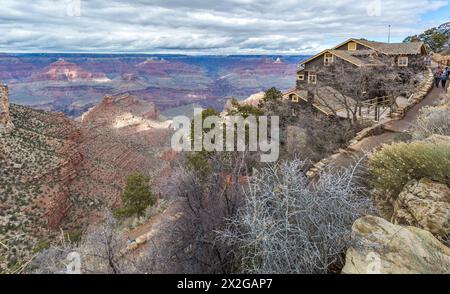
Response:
[388,25,391,43]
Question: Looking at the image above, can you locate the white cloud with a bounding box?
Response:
[0,0,447,54]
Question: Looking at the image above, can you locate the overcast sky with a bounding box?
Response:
[0,0,449,54]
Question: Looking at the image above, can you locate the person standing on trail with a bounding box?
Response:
[434,68,442,88]
[127,236,134,244]
[442,68,450,91]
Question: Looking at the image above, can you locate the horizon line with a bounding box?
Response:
[0,51,313,56]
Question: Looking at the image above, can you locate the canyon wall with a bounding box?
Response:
[0,82,11,126]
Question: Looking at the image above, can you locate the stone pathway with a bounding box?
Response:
[384,85,447,132]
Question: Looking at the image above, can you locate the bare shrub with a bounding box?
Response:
[78,211,128,273]
[167,152,250,274]
[33,211,139,274]
[220,159,374,274]
[31,241,78,274]
[286,109,364,163]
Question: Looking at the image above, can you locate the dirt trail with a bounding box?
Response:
[120,198,185,273]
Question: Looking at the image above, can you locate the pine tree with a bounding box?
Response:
[116,172,155,218]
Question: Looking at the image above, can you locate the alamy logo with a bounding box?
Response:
[66,252,81,274]
[366,0,382,17]
[171,108,280,162]
[66,0,81,17]
[365,252,382,274]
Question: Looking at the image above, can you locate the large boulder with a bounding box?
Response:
[392,178,450,238]
[342,215,450,274]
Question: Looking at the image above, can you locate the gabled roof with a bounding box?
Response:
[299,38,427,70]
[332,38,427,55]
[329,50,383,66]
[299,49,329,67]
[299,49,381,68]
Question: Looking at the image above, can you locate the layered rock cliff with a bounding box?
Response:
[0,89,174,272]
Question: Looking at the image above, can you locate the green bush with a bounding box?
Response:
[32,240,50,254]
[115,172,155,218]
[66,230,83,244]
[369,141,450,197]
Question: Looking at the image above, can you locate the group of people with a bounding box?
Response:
[434,66,450,89]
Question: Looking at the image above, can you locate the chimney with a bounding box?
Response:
[411,35,421,43]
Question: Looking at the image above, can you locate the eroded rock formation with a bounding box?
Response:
[392,178,450,238]
[342,215,450,274]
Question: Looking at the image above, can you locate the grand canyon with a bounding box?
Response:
[0,54,307,118]
[0,53,307,272]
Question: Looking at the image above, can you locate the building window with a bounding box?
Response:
[324,53,333,66]
[290,94,299,102]
[348,42,357,51]
[308,72,317,84]
[398,56,408,67]
[298,73,305,80]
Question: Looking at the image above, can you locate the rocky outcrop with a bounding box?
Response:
[223,92,265,113]
[65,93,172,221]
[0,83,9,124]
[81,93,161,127]
[392,178,450,238]
[32,59,109,82]
[0,82,14,133]
[342,215,450,274]
[432,52,450,66]
[1,93,174,271]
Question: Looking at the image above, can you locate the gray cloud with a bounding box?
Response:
[0,0,448,54]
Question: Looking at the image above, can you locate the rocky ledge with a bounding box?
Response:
[342,215,450,274]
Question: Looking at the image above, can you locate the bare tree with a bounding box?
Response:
[79,211,140,274]
[220,159,375,274]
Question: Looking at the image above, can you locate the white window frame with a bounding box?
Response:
[308,72,317,84]
[298,73,305,80]
[398,56,408,67]
[324,53,334,66]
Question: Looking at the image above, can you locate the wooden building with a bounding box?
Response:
[284,38,429,120]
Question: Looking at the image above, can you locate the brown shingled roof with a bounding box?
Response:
[353,39,425,55]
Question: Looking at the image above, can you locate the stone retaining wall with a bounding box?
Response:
[306,123,385,178]
[391,67,434,120]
